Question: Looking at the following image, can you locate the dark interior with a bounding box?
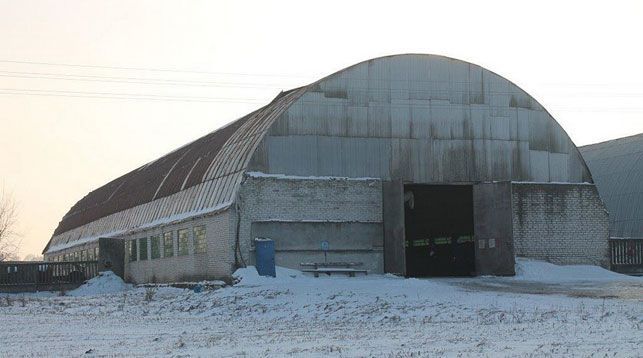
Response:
[404,185,475,277]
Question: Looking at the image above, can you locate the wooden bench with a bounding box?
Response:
[300,262,367,277]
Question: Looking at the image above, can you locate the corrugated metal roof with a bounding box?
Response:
[580,133,643,239]
[44,88,307,253]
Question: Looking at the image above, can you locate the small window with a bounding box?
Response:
[129,239,137,262]
[150,235,160,259]
[178,229,189,256]
[163,232,174,258]
[87,249,94,261]
[80,250,86,261]
[193,226,207,254]
[94,247,99,260]
[139,238,148,260]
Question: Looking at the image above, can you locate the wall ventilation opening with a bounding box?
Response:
[404,185,475,277]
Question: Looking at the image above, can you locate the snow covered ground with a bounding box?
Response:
[1,259,641,357]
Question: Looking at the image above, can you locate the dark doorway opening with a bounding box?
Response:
[404,185,475,277]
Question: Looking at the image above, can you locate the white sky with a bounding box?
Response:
[1,0,642,257]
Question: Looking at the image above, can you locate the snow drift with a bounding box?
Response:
[68,271,132,296]
[513,258,640,282]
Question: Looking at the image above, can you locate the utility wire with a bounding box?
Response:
[0,70,290,89]
[2,69,643,98]
[0,88,265,103]
[2,88,643,112]
[0,59,310,78]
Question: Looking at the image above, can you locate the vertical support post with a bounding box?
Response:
[382,179,406,276]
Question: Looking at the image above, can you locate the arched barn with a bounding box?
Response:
[43,54,609,282]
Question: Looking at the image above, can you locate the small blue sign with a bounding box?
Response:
[321,241,329,251]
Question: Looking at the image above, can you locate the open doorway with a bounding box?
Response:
[404,185,475,277]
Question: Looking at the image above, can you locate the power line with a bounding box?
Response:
[0,70,291,89]
[0,88,266,103]
[2,88,643,112]
[3,68,643,99]
[0,59,310,79]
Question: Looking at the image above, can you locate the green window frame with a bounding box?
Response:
[139,238,148,260]
[178,229,189,256]
[150,235,161,259]
[163,232,174,258]
[193,225,207,254]
[129,239,137,262]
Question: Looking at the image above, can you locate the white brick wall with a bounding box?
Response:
[511,183,609,267]
[124,210,234,283]
[236,175,384,272]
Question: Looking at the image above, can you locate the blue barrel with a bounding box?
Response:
[254,238,276,277]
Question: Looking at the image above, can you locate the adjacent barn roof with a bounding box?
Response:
[580,133,643,239]
[44,54,592,254]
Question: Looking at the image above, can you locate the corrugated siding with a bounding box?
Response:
[250,54,591,184]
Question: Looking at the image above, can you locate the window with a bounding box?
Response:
[150,235,160,259]
[139,238,148,260]
[80,250,86,261]
[193,226,207,254]
[178,229,189,256]
[129,239,137,262]
[163,232,174,258]
[87,249,94,261]
[94,247,99,260]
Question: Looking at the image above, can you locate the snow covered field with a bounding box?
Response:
[1,260,641,357]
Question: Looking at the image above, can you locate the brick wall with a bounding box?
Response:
[124,210,234,283]
[511,183,609,267]
[237,174,384,273]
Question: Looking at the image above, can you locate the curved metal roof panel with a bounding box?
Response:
[580,133,643,239]
[44,88,307,253]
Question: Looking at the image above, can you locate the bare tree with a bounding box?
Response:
[0,187,19,261]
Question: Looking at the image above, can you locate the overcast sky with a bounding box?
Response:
[1,0,642,257]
